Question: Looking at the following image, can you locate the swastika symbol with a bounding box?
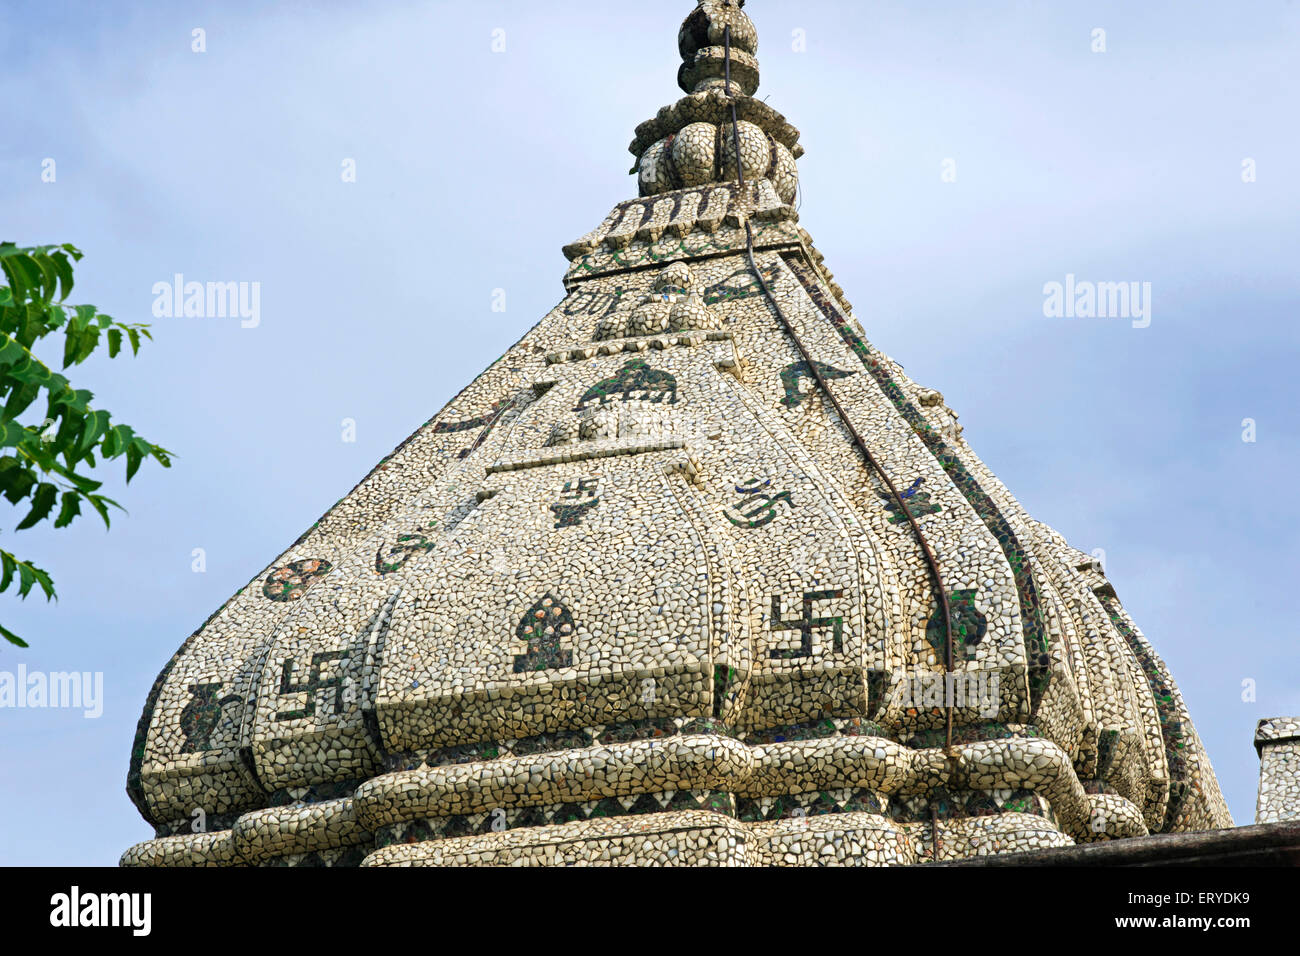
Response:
[275,651,350,720]
[768,589,846,659]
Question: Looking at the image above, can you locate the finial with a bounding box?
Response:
[627,2,801,203]
[678,0,759,96]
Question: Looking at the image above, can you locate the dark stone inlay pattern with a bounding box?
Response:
[902,722,1041,752]
[375,789,737,847]
[574,359,679,410]
[262,559,333,602]
[736,788,886,822]
[890,786,1057,826]
[925,589,988,660]
[380,715,914,775]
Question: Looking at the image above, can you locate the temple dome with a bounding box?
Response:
[121,1,1231,868]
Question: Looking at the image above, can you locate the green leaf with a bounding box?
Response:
[85,492,114,529]
[77,409,110,455]
[49,463,101,494]
[49,250,74,301]
[62,323,101,368]
[1,254,40,304]
[107,327,121,357]
[62,326,79,368]
[15,482,57,529]
[0,622,30,648]
[33,254,57,303]
[54,393,93,421]
[17,560,36,596]
[125,442,143,481]
[33,563,56,600]
[0,549,55,602]
[79,326,101,363]
[0,457,36,504]
[54,490,80,528]
[0,420,28,450]
[111,423,135,450]
[2,379,40,419]
[52,409,78,452]
[17,302,44,347]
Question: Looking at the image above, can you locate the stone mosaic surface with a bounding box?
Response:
[122,0,1235,867]
[1255,717,1300,823]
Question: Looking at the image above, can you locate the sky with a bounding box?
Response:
[1,0,1297,865]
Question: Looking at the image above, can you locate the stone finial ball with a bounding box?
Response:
[678,1,757,62]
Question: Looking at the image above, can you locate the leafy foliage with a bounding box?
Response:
[0,242,172,646]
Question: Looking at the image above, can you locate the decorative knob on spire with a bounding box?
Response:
[678,0,760,96]
[628,1,802,204]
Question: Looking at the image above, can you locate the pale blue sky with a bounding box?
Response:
[2,0,1297,864]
